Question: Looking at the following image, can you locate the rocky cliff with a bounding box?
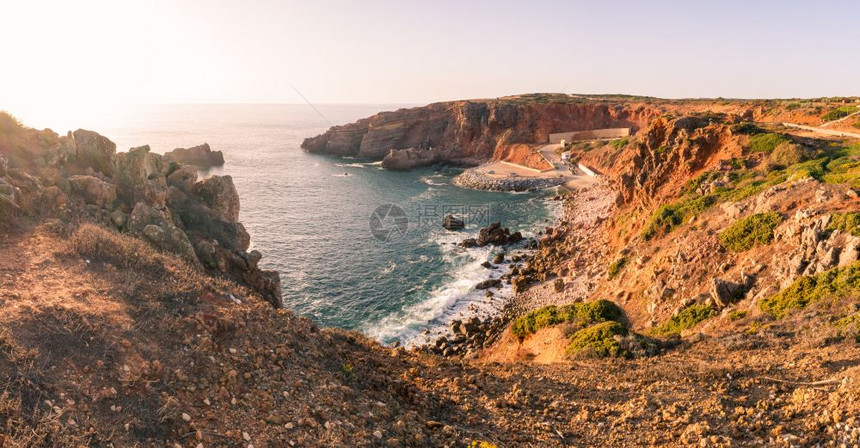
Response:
[302,96,656,169]
[0,113,281,307]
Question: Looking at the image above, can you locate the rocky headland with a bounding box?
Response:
[164,143,225,169]
[2,95,860,447]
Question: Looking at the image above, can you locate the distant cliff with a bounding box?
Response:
[301,96,655,169]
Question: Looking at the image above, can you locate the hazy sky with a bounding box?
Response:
[2,0,858,127]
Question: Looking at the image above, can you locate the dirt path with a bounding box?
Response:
[782,121,860,139]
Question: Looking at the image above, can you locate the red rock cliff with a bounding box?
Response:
[301,99,657,169]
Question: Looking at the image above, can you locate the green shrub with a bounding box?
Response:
[759,262,860,318]
[610,137,629,150]
[730,122,761,135]
[748,133,789,153]
[768,142,807,170]
[608,256,628,279]
[511,300,623,338]
[728,310,747,321]
[651,305,715,337]
[834,312,860,342]
[821,106,857,122]
[828,212,860,237]
[565,321,628,357]
[718,212,783,252]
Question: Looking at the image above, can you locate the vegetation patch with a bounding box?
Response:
[759,262,860,318]
[748,133,789,153]
[728,310,747,321]
[827,212,860,237]
[834,312,860,342]
[651,305,715,337]
[511,300,623,338]
[607,256,628,279]
[730,122,762,135]
[610,137,630,150]
[821,105,857,122]
[565,321,628,358]
[718,212,783,252]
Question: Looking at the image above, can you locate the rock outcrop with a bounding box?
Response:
[0,118,282,308]
[164,143,225,168]
[303,98,652,168]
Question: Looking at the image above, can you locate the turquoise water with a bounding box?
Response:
[94,104,557,344]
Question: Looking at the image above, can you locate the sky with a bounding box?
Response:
[2,0,859,128]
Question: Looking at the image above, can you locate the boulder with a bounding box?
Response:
[192,175,240,223]
[128,202,171,234]
[113,146,166,206]
[475,278,502,290]
[68,175,116,208]
[141,223,202,268]
[493,253,505,264]
[167,165,198,191]
[442,214,464,230]
[73,129,116,176]
[710,277,749,308]
[477,222,515,246]
[164,143,224,168]
[459,238,478,248]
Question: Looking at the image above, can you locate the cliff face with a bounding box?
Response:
[302,99,656,169]
[0,114,282,307]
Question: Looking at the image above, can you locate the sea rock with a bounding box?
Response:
[382,147,459,170]
[476,222,522,246]
[68,175,116,208]
[192,175,240,223]
[475,279,501,290]
[493,253,505,264]
[72,129,116,177]
[164,143,225,169]
[459,238,478,248]
[442,214,464,230]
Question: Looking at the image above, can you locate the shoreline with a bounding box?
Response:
[413,190,569,356]
[453,167,568,192]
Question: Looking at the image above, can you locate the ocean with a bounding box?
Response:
[88,104,558,345]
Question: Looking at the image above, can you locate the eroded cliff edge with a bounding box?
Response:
[301,95,653,169]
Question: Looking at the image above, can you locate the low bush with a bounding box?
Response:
[748,133,789,153]
[728,310,747,321]
[607,256,627,279]
[610,137,629,150]
[565,321,628,358]
[827,212,860,237]
[71,223,167,273]
[651,304,715,337]
[767,142,807,170]
[730,122,762,135]
[759,262,860,318]
[718,212,783,252]
[511,300,623,338]
[821,106,857,122]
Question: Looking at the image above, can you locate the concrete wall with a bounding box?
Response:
[577,163,600,177]
[549,128,630,144]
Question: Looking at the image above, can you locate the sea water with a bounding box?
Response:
[90,104,558,345]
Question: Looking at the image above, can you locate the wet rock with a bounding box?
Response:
[442,214,464,230]
[475,279,501,290]
[459,238,477,248]
[493,253,505,264]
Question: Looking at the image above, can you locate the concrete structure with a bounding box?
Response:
[577,163,600,177]
[549,128,630,144]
